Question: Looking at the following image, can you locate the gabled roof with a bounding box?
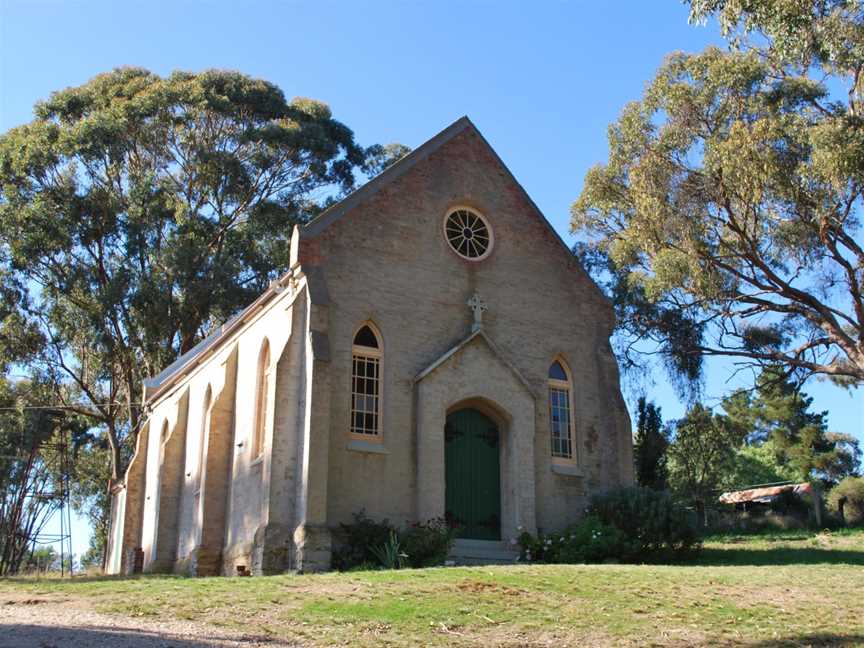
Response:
[302,117,473,238]
[302,115,608,304]
[144,312,241,392]
[144,116,606,401]
[414,328,535,397]
[142,270,296,402]
[302,117,597,283]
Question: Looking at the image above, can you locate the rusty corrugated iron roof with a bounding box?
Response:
[718,482,812,504]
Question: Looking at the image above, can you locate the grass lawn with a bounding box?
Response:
[2,528,863,647]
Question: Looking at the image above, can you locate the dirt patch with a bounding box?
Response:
[277,579,373,599]
[0,602,299,647]
[710,583,835,610]
[457,580,525,597]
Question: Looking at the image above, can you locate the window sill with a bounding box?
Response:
[347,439,389,455]
[551,463,583,477]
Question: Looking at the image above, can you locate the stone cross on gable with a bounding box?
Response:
[467,292,487,332]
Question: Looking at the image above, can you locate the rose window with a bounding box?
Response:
[444,208,493,260]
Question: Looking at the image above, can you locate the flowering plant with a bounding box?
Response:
[517,515,627,563]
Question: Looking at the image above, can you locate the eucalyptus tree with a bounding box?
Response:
[571,1,864,388]
[0,378,76,575]
[0,68,378,481]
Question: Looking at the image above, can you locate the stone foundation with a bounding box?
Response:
[251,523,294,575]
[293,524,331,572]
[146,557,174,574]
[190,546,223,576]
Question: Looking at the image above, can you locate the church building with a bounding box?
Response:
[105,117,634,575]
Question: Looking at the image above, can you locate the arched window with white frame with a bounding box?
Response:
[252,339,271,459]
[548,359,576,463]
[350,323,383,440]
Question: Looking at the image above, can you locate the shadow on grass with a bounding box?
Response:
[0,624,288,647]
[691,547,864,566]
[1,573,188,585]
[737,634,864,647]
[2,624,862,648]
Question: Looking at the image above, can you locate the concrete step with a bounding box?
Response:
[448,539,519,565]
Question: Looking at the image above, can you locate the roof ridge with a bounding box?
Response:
[298,115,609,309]
[301,116,473,238]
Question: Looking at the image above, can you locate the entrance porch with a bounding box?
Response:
[414,331,537,542]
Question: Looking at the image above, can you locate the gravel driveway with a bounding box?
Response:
[0,600,300,648]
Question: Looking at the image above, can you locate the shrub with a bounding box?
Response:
[332,512,395,571]
[399,518,458,568]
[518,515,627,563]
[333,513,458,570]
[371,530,408,569]
[587,486,701,561]
[828,477,864,526]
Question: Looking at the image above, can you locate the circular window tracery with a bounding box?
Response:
[444,208,493,260]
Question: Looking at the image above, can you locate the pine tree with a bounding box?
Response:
[633,397,668,490]
[723,367,861,483]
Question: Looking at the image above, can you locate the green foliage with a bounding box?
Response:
[0,68,396,555]
[518,515,628,564]
[362,143,412,176]
[588,486,702,560]
[0,376,88,575]
[520,487,701,564]
[79,534,106,569]
[398,518,457,568]
[722,367,861,483]
[686,0,864,75]
[572,3,864,387]
[828,477,864,526]
[726,441,800,488]
[633,397,668,490]
[370,530,408,570]
[332,512,395,571]
[667,404,747,517]
[664,369,858,523]
[25,546,58,573]
[0,67,380,487]
[68,436,113,565]
[333,513,457,570]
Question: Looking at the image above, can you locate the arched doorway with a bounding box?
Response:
[444,408,501,540]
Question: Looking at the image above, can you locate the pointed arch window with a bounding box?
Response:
[548,359,575,462]
[351,324,382,439]
[252,339,271,459]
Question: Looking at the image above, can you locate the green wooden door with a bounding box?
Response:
[445,408,501,540]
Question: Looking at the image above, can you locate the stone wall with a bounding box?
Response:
[221,294,299,576]
[255,295,305,573]
[415,333,537,542]
[149,390,188,572]
[300,123,632,545]
[120,277,307,576]
[115,121,632,576]
[174,380,212,574]
[125,423,149,574]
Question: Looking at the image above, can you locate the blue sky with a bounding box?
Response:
[2,1,862,557]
